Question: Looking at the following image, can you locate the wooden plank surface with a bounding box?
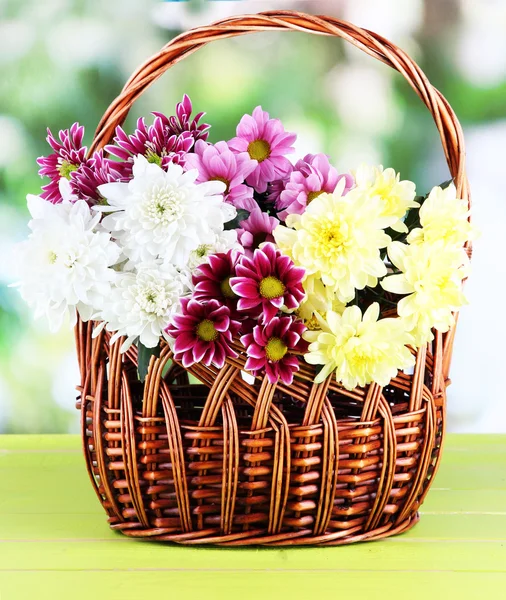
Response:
[0,434,505,599]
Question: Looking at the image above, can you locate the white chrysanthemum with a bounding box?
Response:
[187,230,240,272]
[407,183,475,247]
[94,261,191,351]
[381,241,468,345]
[96,155,235,268]
[304,303,415,390]
[354,164,418,233]
[14,192,120,331]
[274,179,391,303]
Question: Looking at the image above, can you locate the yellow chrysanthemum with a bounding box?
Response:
[296,274,346,328]
[273,180,391,303]
[407,183,475,247]
[304,303,415,390]
[296,275,331,321]
[381,240,468,345]
[354,164,419,233]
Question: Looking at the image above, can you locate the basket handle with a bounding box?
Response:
[89,11,470,211]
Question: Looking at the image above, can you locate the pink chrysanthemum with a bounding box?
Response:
[266,174,291,205]
[106,116,194,177]
[228,106,296,193]
[230,243,305,321]
[37,122,87,203]
[154,94,210,142]
[276,153,354,220]
[237,208,279,256]
[192,250,241,310]
[241,316,306,385]
[71,150,125,205]
[184,140,258,212]
[166,298,240,369]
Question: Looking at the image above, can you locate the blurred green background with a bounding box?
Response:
[0,0,504,433]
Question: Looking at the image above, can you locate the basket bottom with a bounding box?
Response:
[107,512,420,546]
[79,326,445,550]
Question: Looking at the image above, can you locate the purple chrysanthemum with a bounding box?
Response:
[154,94,210,142]
[241,316,306,385]
[37,122,87,203]
[184,140,258,212]
[192,250,241,311]
[230,243,305,321]
[276,153,354,220]
[106,96,209,177]
[228,106,296,194]
[237,208,279,256]
[70,150,125,205]
[166,298,240,369]
[105,116,194,177]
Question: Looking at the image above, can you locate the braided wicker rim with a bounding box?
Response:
[75,11,470,546]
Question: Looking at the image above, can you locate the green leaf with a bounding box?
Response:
[137,341,161,383]
[223,209,250,230]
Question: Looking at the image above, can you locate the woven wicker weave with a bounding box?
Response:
[76,11,471,546]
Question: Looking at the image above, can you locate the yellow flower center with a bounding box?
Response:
[145,150,163,167]
[304,313,324,330]
[347,343,380,370]
[210,176,230,194]
[248,139,271,163]
[196,319,218,342]
[307,190,324,204]
[48,251,58,264]
[432,273,452,290]
[259,276,285,299]
[265,337,288,362]
[220,276,236,299]
[370,181,400,215]
[313,217,348,257]
[57,160,78,180]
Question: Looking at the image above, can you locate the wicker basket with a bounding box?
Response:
[75,11,471,546]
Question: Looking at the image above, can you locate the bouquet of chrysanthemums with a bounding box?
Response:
[15,96,475,391]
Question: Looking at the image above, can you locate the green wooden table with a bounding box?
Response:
[0,434,505,599]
